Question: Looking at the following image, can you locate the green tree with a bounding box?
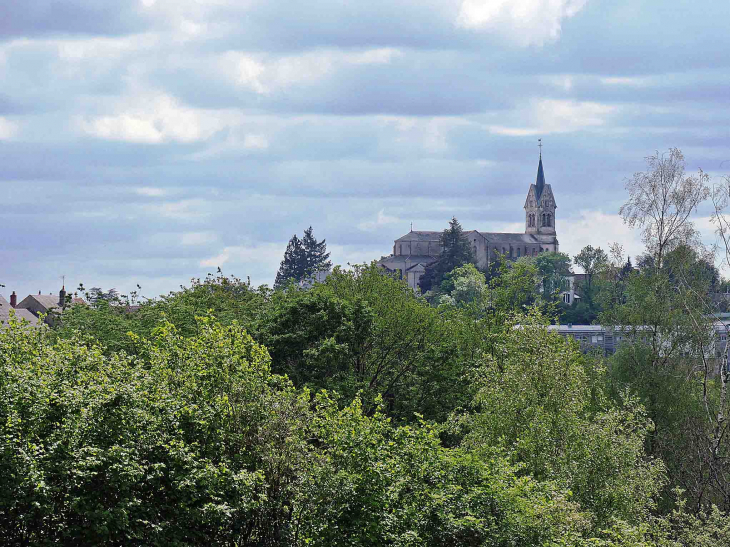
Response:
[462,310,665,531]
[574,245,609,300]
[301,226,332,276]
[274,234,307,289]
[419,217,476,292]
[534,251,572,299]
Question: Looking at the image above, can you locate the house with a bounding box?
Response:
[0,295,40,328]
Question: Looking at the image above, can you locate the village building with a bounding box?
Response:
[377,154,559,290]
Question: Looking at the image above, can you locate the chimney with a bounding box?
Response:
[59,286,66,308]
[10,291,17,308]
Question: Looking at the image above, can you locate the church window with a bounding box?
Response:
[517,247,520,257]
[509,246,513,257]
[399,243,403,255]
[502,247,506,255]
[547,213,552,227]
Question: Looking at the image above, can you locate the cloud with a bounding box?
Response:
[456,0,588,46]
[135,187,166,197]
[4,0,730,300]
[0,117,17,139]
[358,209,402,232]
[181,231,218,245]
[490,99,616,136]
[80,94,240,143]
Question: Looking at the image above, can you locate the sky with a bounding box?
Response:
[2,0,730,300]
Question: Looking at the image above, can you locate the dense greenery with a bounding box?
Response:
[4,149,730,545]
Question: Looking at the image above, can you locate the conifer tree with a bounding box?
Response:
[419,217,475,292]
[302,226,332,276]
[274,228,332,289]
[274,234,307,289]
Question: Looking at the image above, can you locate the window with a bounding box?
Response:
[399,243,403,255]
[563,293,571,304]
[547,213,552,227]
[517,247,521,257]
[509,246,513,257]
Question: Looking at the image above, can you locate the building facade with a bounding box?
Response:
[377,155,560,290]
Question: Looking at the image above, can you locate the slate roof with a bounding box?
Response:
[377,255,439,269]
[395,231,441,242]
[480,232,558,244]
[0,296,40,327]
[18,294,62,312]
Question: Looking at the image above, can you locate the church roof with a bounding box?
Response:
[535,155,545,201]
[480,232,558,244]
[377,254,439,268]
[395,231,441,242]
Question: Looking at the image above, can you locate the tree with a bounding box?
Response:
[301,226,332,276]
[419,217,475,292]
[574,245,608,297]
[619,147,709,270]
[533,251,572,299]
[462,309,665,531]
[274,234,307,289]
[275,228,332,289]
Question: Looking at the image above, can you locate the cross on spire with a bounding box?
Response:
[538,138,542,158]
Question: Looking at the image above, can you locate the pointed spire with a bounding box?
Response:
[535,155,545,201]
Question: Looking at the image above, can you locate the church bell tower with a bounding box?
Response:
[524,145,556,235]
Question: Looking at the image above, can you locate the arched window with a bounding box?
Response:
[547,213,552,227]
[517,247,521,257]
[542,213,546,226]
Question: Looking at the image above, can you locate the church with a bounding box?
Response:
[377,154,559,291]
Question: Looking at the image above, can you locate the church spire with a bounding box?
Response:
[535,154,545,201]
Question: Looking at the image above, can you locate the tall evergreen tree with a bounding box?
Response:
[274,228,332,289]
[301,226,332,276]
[419,217,475,292]
[274,234,307,289]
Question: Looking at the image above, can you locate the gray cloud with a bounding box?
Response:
[2,0,730,299]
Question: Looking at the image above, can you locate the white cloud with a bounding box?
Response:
[181,231,218,245]
[222,48,402,94]
[490,99,616,136]
[81,94,240,144]
[0,117,18,140]
[243,134,269,149]
[358,209,402,232]
[200,242,282,270]
[456,0,588,46]
[558,210,644,267]
[135,187,166,197]
[601,76,649,86]
[149,199,211,220]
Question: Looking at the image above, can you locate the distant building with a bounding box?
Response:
[0,295,40,328]
[298,269,332,289]
[14,287,85,326]
[377,154,559,290]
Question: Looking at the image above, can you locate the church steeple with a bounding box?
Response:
[524,143,556,236]
[535,155,545,202]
